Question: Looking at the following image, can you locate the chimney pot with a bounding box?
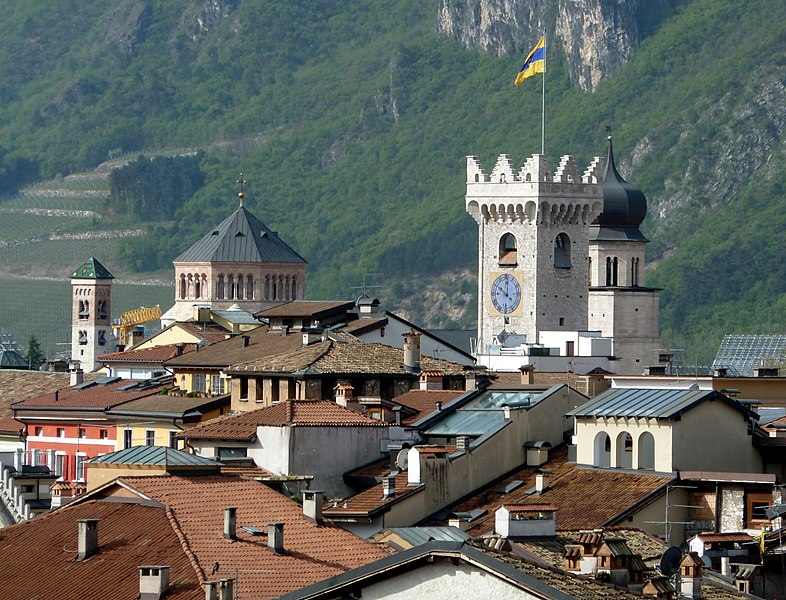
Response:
[435,401,442,412]
[382,475,396,498]
[219,578,234,600]
[402,329,421,372]
[76,518,99,561]
[302,490,323,524]
[268,522,284,554]
[176,343,185,356]
[456,436,469,452]
[536,472,549,493]
[70,368,84,386]
[224,507,237,540]
[138,565,170,600]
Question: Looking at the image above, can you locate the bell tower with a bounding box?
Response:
[466,153,604,356]
[70,257,114,372]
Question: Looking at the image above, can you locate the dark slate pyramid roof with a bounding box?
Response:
[175,206,306,264]
[70,257,114,279]
[591,137,649,243]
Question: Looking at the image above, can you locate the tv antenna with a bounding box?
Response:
[351,273,383,298]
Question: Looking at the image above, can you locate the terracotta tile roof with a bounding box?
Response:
[164,324,303,369]
[219,462,273,479]
[440,448,674,536]
[117,474,389,598]
[0,370,99,418]
[414,445,458,456]
[393,389,466,424]
[323,471,423,517]
[107,393,230,418]
[690,532,754,544]
[228,338,468,376]
[171,321,234,345]
[0,499,201,600]
[181,401,387,441]
[0,415,24,435]
[99,343,197,363]
[503,503,559,513]
[12,377,171,412]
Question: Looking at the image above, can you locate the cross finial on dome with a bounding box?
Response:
[236,172,247,207]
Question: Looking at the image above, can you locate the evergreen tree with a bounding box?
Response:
[26,335,44,370]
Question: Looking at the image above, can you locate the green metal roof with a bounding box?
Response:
[70,257,114,279]
[87,445,221,467]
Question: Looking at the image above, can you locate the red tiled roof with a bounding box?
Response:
[12,378,171,412]
[0,415,23,435]
[323,471,423,517]
[181,401,387,441]
[690,532,754,543]
[100,343,197,363]
[393,389,466,424]
[117,474,389,598]
[414,445,457,456]
[0,499,201,600]
[0,370,99,418]
[504,503,559,512]
[442,448,673,536]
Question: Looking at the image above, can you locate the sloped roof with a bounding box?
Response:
[88,445,220,467]
[99,343,198,364]
[0,500,201,599]
[106,393,229,419]
[256,300,355,319]
[164,325,303,369]
[323,471,423,518]
[175,206,306,264]
[69,256,114,279]
[113,474,389,598]
[227,338,468,376]
[0,370,99,418]
[393,389,467,425]
[567,387,752,420]
[0,330,27,369]
[12,377,170,412]
[712,333,786,377]
[181,400,387,442]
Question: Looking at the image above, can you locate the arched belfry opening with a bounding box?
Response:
[554,233,571,269]
[499,233,517,266]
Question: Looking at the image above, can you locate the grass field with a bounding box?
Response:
[0,213,88,240]
[0,278,173,359]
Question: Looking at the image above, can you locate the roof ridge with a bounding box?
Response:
[165,504,207,584]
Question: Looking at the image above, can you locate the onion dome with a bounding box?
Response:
[592,137,649,242]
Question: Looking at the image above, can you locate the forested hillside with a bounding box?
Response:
[0,0,784,363]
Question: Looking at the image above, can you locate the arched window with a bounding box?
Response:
[97,300,107,319]
[631,258,640,287]
[246,276,254,300]
[180,275,187,299]
[498,233,517,266]
[194,276,201,299]
[638,432,655,470]
[227,275,234,300]
[588,256,592,285]
[554,233,571,269]
[616,432,633,469]
[217,275,225,300]
[78,330,88,345]
[78,300,88,319]
[612,257,619,286]
[593,432,611,468]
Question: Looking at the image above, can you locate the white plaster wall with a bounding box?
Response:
[573,417,674,472]
[356,560,542,600]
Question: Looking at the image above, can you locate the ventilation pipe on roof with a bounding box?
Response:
[224,507,237,540]
[268,522,284,554]
[302,490,323,524]
[76,519,99,561]
[138,565,170,600]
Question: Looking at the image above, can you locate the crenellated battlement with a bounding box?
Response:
[466,153,605,226]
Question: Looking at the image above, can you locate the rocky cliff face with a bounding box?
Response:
[436,0,669,92]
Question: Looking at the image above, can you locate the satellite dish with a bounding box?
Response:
[659,546,682,577]
[395,448,409,471]
[688,383,700,391]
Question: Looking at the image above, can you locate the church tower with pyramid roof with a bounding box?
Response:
[160,191,307,327]
[70,257,114,372]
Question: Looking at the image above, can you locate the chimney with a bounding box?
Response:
[138,565,170,600]
[721,556,730,577]
[224,507,237,540]
[520,364,534,385]
[382,474,396,498]
[205,581,218,600]
[402,330,421,372]
[76,518,99,561]
[219,579,234,600]
[175,343,185,356]
[241,335,250,348]
[456,436,469,453]
[268,522,284,554]
[70,368,84,386]
[302,329,322,346]
[392,405,402,426]
[714,367,728,378]
[503,405,511,420]
[302,491,323,524]
[465,370,477,391]
[435,401,442,412]
[535,469,551,493]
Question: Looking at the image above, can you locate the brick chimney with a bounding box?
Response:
[138,565,170,600]
[268,522,284,554]
[76,518,99,561]
[520,364,534,385]
[302,490,323,524]
[223,507,237,540]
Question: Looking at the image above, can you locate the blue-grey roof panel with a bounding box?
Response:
[175,206,306,264]
[567,388,716,418]
[87,445,220,467]
[389,527,470,546]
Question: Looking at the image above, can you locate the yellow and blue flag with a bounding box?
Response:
[515,36,545,86]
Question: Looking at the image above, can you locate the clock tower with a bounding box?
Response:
[466,153,604,356]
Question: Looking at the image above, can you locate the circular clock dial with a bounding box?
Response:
[491,274,521,314]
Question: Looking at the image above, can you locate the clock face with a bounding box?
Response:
[491,273,521,314]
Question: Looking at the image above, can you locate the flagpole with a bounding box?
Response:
[541,30,546,155]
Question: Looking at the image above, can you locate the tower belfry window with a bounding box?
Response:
[499,233,517,266]
[554,233,571,269]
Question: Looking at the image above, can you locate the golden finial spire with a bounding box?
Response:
[236,172,247,207]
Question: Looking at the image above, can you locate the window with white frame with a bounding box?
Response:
[192,374,206,393]
[145,430,155,446]
[211,375,225,396]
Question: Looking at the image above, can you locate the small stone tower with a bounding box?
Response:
[588,137,660,373]
[70,257,114,372]
[466,153,604,355]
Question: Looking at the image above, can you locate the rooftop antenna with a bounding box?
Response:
[236,172,246,208]
[351,273,383,298]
